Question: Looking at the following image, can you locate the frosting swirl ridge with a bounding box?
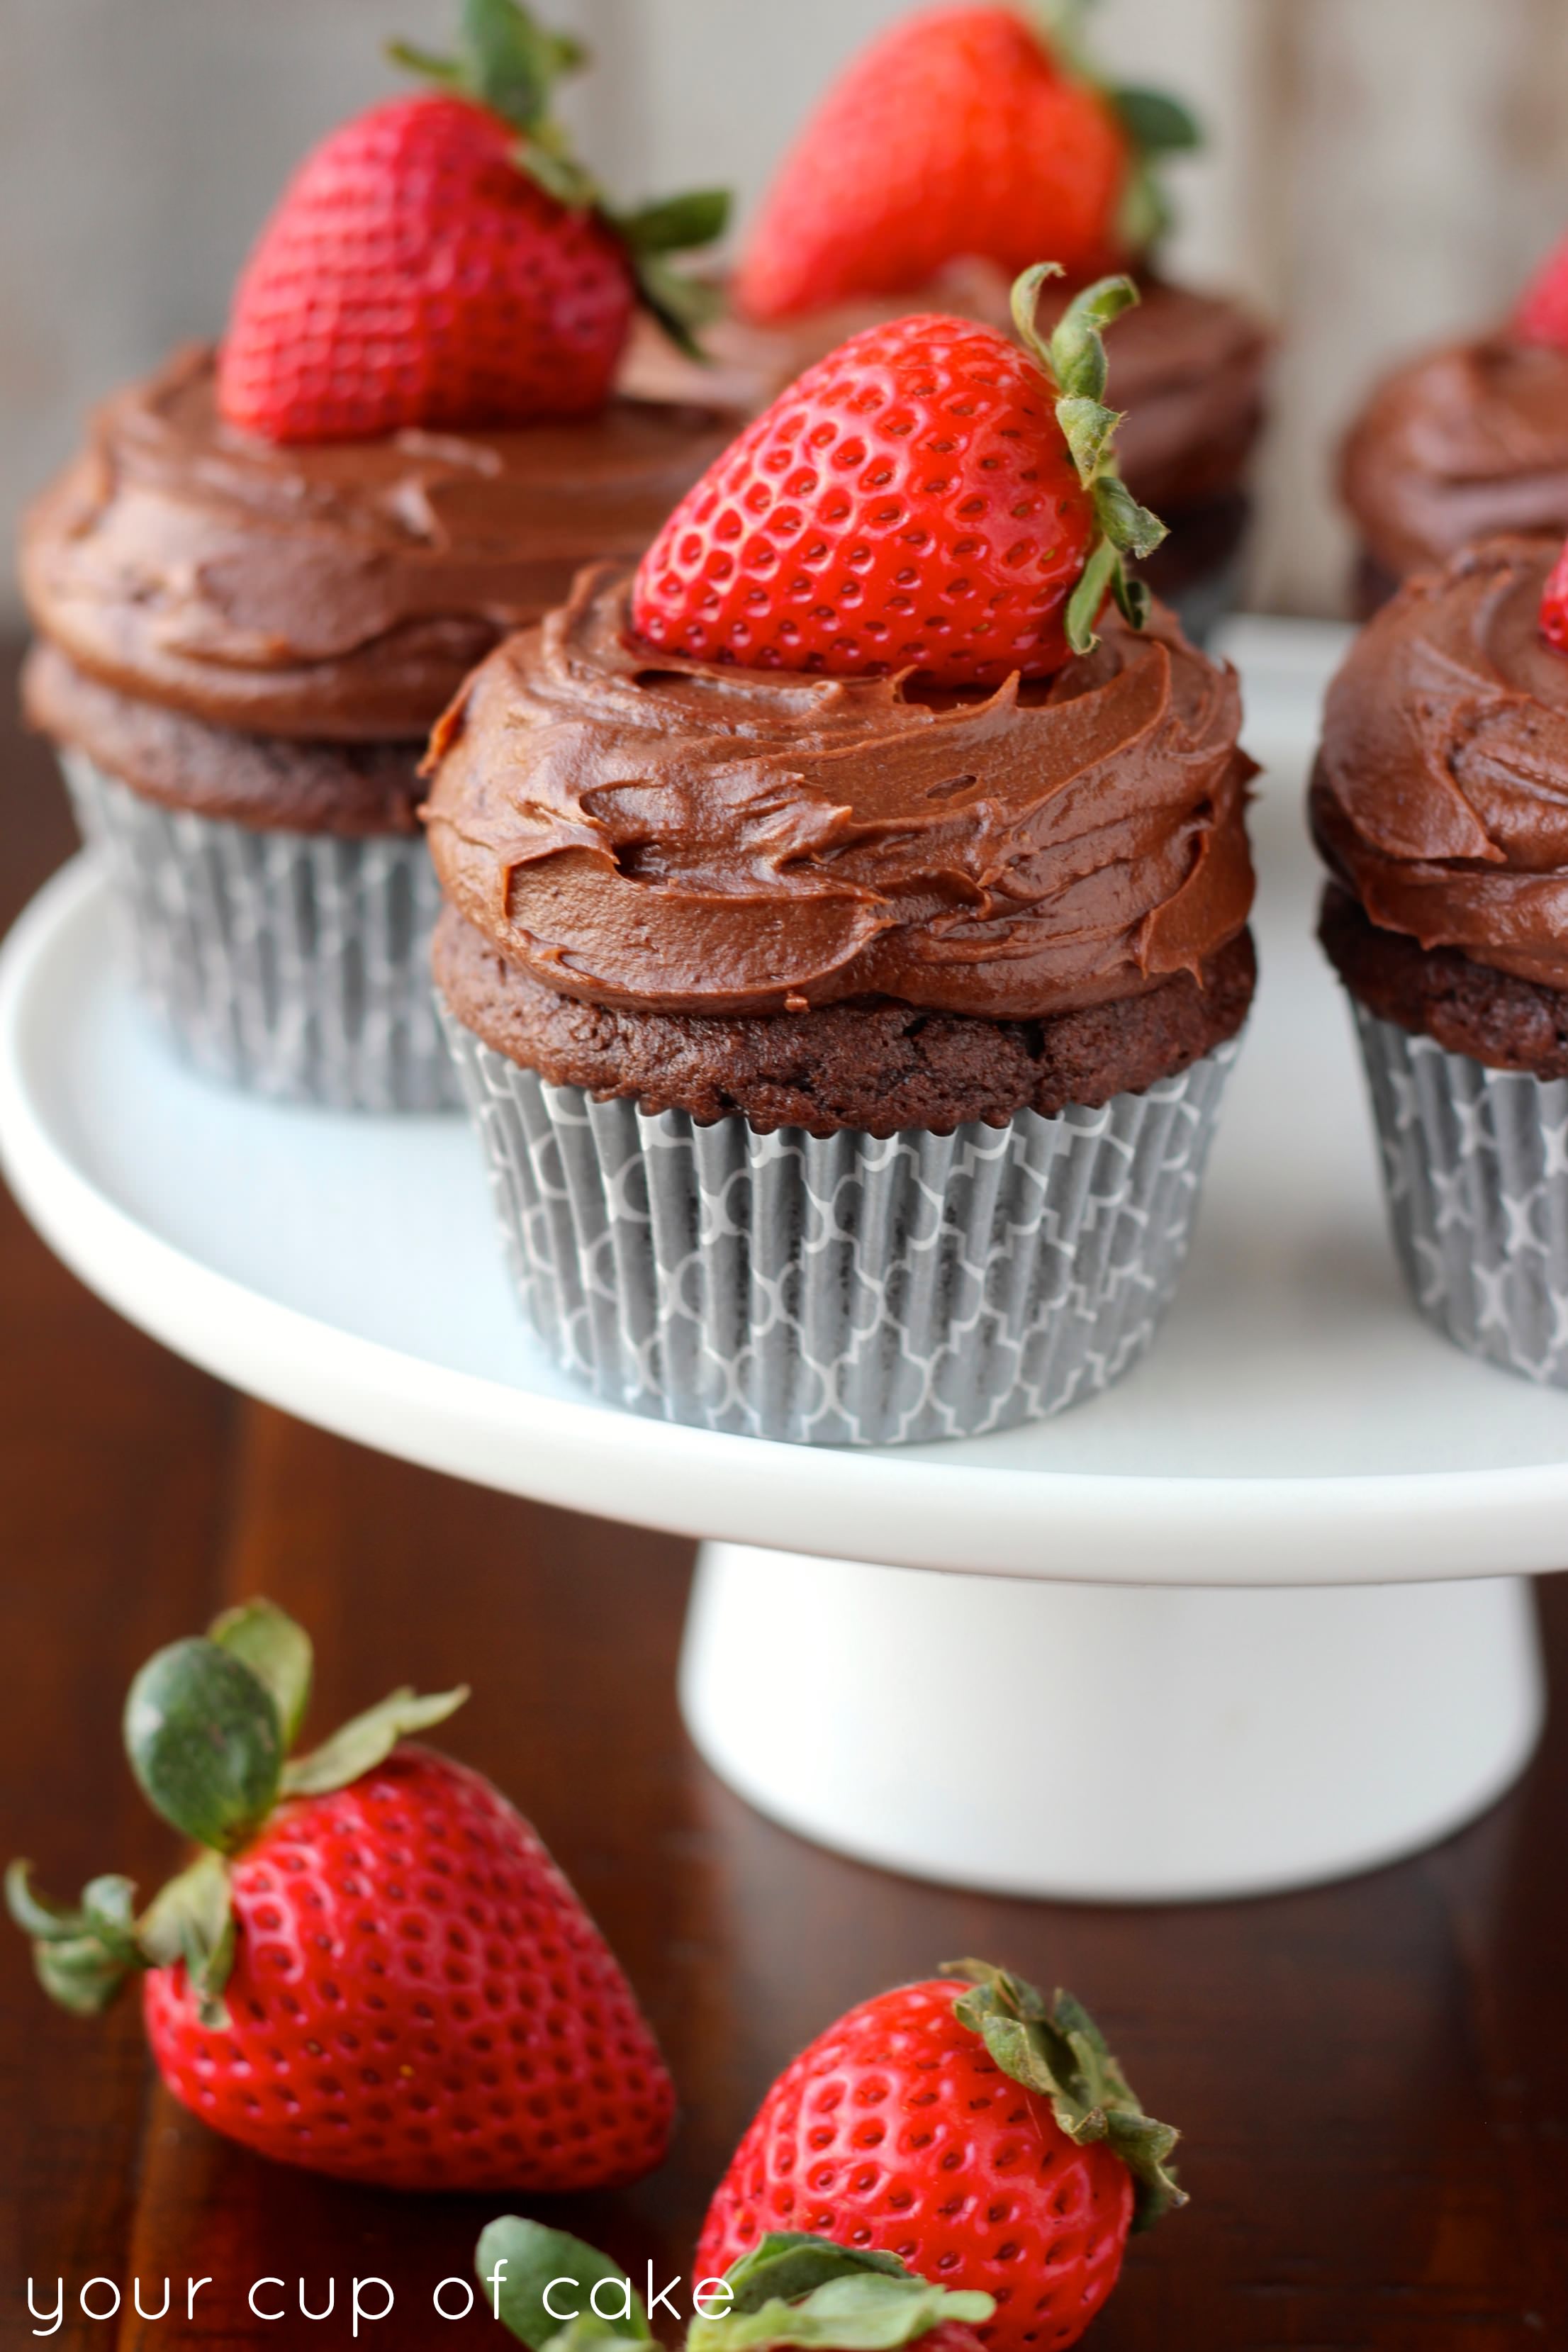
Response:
[1314,536,1568,988]
[422,565,1255,1019]
[1341,335,1568,578]
[19,345,732,741]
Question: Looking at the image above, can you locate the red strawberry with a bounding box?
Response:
[1516,233,1568,348]
[1540,538,1568,649]
[474,2218,997,2352]
[632,265,1165,688]
[697,1964,1184,2352]
[8,1600,673,2193]
[734,7,1202,328]
[218,0,727,444]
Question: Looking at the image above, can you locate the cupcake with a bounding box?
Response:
[1340,232,1568,616]
[19,3,731,1111]
[1314,534,1568,1386]
[621,5,1269,646]
[427,274,1258,1443]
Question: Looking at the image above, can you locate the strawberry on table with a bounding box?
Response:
[696,1964,1183,2352]
[632,264,1165,687]
[734,4,1201,327]
[474,2217,995,2352]
[6,1599,673,2192]
[219,0,728,443]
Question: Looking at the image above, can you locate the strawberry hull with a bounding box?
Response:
[438,1001,1241,1445]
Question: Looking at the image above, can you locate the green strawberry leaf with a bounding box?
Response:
[620,189,731,258]
[943,1960,1186,2231]
[1065,538,1119,657]
[722,2239,910,2319]
[209,1600,313,1749]
[138,1849,236,2030]
[6,1862,145,2016]
[391,0,588,135]
[462,0,587,129]
[690,2271,993,2352]
[1046,274,1140,410]
[515,135,602,213]
[281,1684,469,1799]
[123,1638,284,1854]
[1093,473,1167,562]
[1114,86,1202,155]
[1055,393,1119,485]
[476,2218,651,2350]
[1111,566,1152,632]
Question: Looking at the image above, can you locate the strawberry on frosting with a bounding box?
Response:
[220,0,728,444]
[632,264,1167,687]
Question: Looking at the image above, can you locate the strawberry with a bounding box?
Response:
[696,1964,1184,2352]
[632,264,1165,688]
[734,6,1202,327]
[7,1599,673,2193]
[1540,538,1568,650]
[218,0,728,444]
[1515,233,1568,348]
[473,2217,995,2352]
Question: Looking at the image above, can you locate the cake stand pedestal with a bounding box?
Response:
[680,1548,1542,1900]
[1,625,1563,1903]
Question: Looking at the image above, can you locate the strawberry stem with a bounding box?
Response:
[1012,264,1166,654]
[391,0,729,356]
[8,1601,467,2024]
[942,1957,1186,2231]
[1029,1,1203,254]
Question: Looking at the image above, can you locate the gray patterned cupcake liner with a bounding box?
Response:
[63,754,459,1111]
[1355,1007,1568,1387]
[440,997,1241,1445]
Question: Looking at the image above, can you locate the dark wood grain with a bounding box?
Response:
[2,641,1566,2349]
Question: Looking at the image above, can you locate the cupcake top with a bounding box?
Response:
[422,561,1253,1020]
[1312,535,1568,988]
[622,271,1269,518]
[1340,336,1568,581]
[20,345,731,743]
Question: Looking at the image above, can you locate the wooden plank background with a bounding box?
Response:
[5,0,1568,616]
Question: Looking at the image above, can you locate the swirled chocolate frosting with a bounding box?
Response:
[1341,335,1568,578]
[19,345,732,741]
[620,269,1268,515]
[422,565,1255,1019]
[1314,536,1568,988]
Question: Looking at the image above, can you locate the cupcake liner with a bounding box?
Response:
[1354,1006,1568,1387]
[63,754,459,1111]
[440,997,1241,1445]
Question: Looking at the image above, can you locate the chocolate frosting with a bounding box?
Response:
[422,566,1255,1020]
[620,268,1270,515]
[1314,537,1568,989]
[1341,335,1568,578]
[19,345,733,742]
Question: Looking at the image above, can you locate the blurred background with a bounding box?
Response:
[6,0,1568,620]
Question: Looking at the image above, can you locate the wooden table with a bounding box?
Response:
[2,644,1565,2348]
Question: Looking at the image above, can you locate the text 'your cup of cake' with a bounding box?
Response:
[425,268,1260,1444]
[18,0,731,1110]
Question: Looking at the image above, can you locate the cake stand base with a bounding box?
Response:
[679,1546,1546,1902]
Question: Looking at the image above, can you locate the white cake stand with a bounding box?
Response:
[1,622,1561,1901]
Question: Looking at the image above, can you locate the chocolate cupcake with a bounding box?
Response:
[427,280,1257,1443]
[1340,237,1568,615]
[19,6,729,1111]
[1314,534,1568,1385]
[621,8,1269,645]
